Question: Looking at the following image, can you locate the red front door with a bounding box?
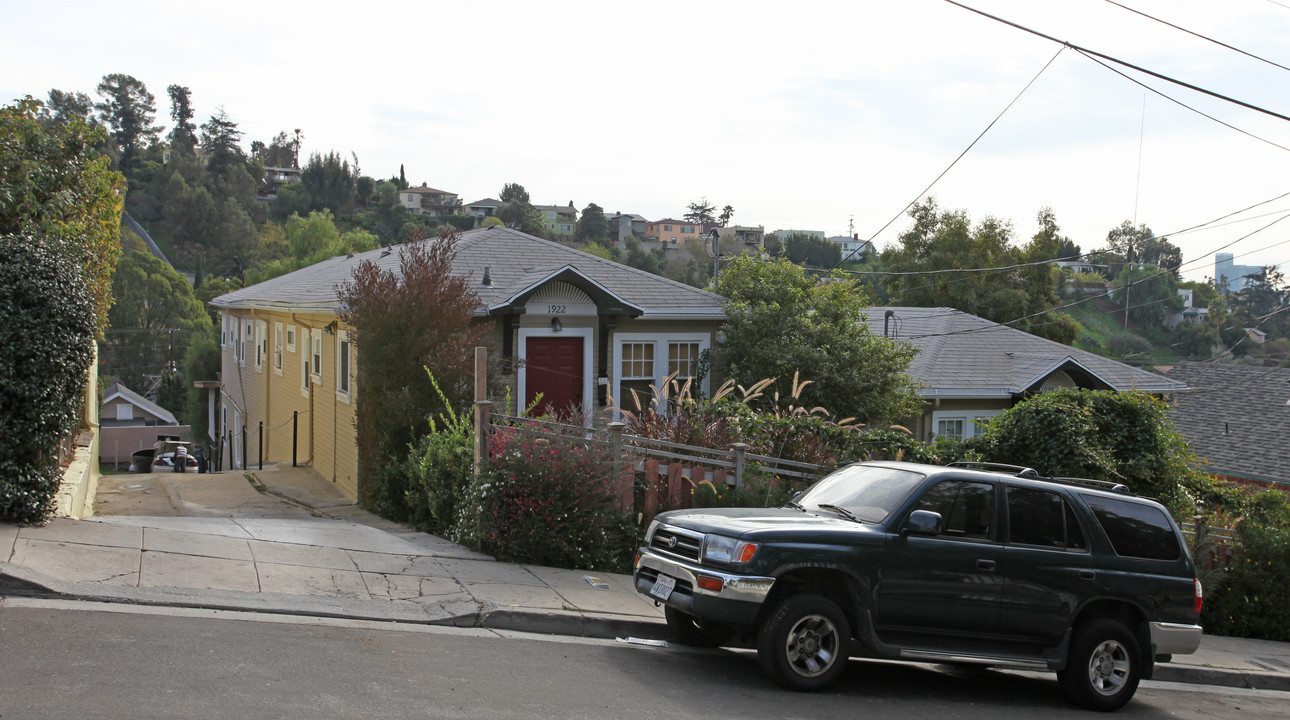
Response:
[525,337,584,418]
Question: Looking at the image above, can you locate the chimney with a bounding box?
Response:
[482,266,492,287]
[854,233,859,240]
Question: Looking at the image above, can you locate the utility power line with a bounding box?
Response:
[943,0,1290,123]
[1102,0,1290,74]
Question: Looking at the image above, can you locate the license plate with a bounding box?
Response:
[649,574,676,601]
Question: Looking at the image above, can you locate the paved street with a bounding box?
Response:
[5,462,1290,716]
[2,602,1286,720]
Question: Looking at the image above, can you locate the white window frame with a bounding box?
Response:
[931,409,1005,440]
[301,331,312,397]
[336,330,352,403]
[274,322,284,375]
[612,332,711,417]
[311,330,324,385]
[286,324,297,353]
[116,404,134,421]
[254,320,267,372]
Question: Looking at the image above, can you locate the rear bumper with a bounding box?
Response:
[634,549,775,626]
[1150,622,1202,655]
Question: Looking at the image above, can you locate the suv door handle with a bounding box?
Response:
[977,559,996,571]
[1079,570,1097,580]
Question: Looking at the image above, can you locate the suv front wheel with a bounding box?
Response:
[757,594,851,691]
[1058,618,1142,711]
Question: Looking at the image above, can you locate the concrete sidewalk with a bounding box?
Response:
[3,463,1289,692]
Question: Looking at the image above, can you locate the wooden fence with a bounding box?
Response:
[475,402,831,521]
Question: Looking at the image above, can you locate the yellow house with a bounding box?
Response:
[210,226,727,500]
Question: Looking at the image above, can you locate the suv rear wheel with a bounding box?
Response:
[1058,618,1142,711]
[757,594,850,690]
[665,607,735,648]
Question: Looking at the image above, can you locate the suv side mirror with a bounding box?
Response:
[906,510,943,536]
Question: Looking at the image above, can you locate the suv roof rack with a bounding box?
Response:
[946,461,1041,478]
[946,462,1133,495]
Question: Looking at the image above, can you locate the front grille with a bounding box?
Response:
[649,525,703,562]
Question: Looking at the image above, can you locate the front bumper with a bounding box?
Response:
[634,548,775,626]
[1150,622,1203,655]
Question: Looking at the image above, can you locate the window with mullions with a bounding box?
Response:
[621,342,654,379]
[668,342,700,380]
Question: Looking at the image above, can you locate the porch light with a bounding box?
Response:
[551,317,562,333]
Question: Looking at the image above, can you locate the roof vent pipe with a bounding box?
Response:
[884,309,896,338]
[482,266,492,286]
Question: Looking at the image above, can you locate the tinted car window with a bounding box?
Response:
[1007,487,1087,550]
[799,465,925,523]
[1082,495,1180,560]
[913,480,994,540]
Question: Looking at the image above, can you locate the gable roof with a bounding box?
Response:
[1162,362,1290,485]
[863,306,1185,398]
[466,198,503,208]
[210,226,725,320]
[102,382,178,424]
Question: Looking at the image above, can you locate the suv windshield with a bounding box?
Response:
[798,464,925,524]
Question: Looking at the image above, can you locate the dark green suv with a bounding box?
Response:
[633,461,1203,711]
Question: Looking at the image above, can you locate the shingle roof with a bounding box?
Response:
[1162,362,1290,484]
[404,185,454,195]
[466,198,503,208]
[210,226,726,319]
[863,306,1185,397]
[102,382,178,424]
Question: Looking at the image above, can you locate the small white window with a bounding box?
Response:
[936,418,965,440]
[254,320,267,371]
[621,342,655,379]
[312,331,323,383]
[337,330,352,401]
[116,404,134,421]
[301,335,311,396]
[668,342,700,380]
[286,325,297,353]
[274,322,284,374]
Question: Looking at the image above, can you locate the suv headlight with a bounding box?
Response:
[702,534,758,564]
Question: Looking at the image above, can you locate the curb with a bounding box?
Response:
[0,563,669,642]
[1154,663,1290,692]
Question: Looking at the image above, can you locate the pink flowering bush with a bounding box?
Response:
[453,429,637,571]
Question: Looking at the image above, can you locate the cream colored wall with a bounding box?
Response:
[221,308,356,500]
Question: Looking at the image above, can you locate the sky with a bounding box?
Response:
[4,0,1289,284]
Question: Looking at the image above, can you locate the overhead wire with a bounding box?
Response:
[1102,0,1290,74]
[942,0,1290,123]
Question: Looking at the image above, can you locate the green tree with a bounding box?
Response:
[181,330,222,442]
[622,236,664,275]
[883,199,1073,344]
[199,107,245,175]
[44,89,94,125]
[107,251,214,391]
[337,229,489,517]
[1105,220,1181,275]
[1,97,123,333]
[718,255,922,424]
[576,202,607,242]
[781,233,841,267]
[1111,264,1181,327]
[499,182,530,204]
[300,151,355,213]
[684,197,716,225]
[255,130,297,168]
[94,73,159,171]
[719,204,735,227]
[167,85,197,156]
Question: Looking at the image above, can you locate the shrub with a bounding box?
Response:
[406,374,474,535]
[1200,489,1290,641]
[0,235,97,523]
[454,430,636,572]
[974,389,1204,513]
